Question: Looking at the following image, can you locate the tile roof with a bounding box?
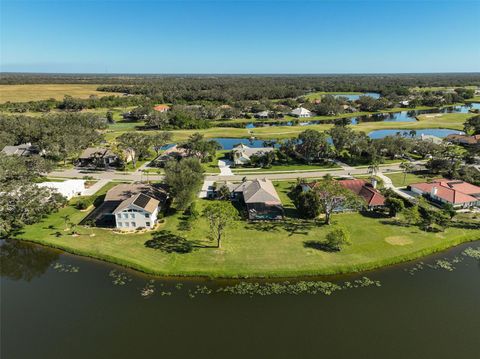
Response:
[79,147,116,159]
[153,104,170,112]
[337,179,386,207]
[410,179,480,204]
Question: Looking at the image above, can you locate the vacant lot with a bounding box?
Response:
[0,84,120,103]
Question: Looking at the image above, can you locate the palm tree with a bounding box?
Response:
[400,162,415,185]
[61,215,71,231]
[368,158,380,176]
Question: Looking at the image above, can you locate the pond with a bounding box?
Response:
[1,239,479,359]
[333,92,381,100]
[367,128,465,139]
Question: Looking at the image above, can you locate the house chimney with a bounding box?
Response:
[431,186,438,196]
[371,178,378,189]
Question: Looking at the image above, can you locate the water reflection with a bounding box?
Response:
[0,239,59,281]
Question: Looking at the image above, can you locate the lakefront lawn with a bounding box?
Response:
[17,188,480,277]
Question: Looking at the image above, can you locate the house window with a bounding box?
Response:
[131,222,136,227]
[130,213,135,218]
[145,213,150,218]
[146,222,151,227]
[125,222,129,227]
[123,213,128,219]
[117,214,121,219]
[118,222,123,227]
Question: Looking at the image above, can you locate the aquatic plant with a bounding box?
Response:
[140,280,155,298]
[462,247,480,261]
[51,262,79,273]
[108,270,132,286]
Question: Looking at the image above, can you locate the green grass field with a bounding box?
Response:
[17,182,480,278]
[0,84,121,103]
[232,162,340,174]
[385,172,440,187]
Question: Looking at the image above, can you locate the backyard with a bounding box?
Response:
[17,181,480,278]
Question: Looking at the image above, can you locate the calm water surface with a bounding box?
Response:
[1,239,479,359]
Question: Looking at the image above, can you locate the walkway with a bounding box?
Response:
[82,179,110,196]
[198,180,215,198]
[377,171,417,202]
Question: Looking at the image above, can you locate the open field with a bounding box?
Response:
[17,182,480,278]
[0,84,120,103]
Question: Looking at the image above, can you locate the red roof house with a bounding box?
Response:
[302,178,385,209]
[153,104,171,113]
[409,179,480,208]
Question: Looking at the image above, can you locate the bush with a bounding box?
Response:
[325,227,351,251]
[75,198,92,210]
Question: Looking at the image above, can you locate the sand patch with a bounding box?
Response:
[385,236,413,246]
[423,114,442,118]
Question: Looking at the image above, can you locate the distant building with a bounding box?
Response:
[231,179,284,220]
[78,147,133,168]
[1,143,40,156]
[409,179,480,209]
[38,179,86,200]
[231,143,275,165]
[82,183,169,230]
[420,134,443,145]
[153,145,191,167]
[254,111,271,119]
[153,104,171,113]
[290,107,313,118]
[445,134,480,146]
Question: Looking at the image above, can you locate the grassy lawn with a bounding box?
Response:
[385,172,440,188]
[201,151,228,174]
[0,84,120,103]
[17,180,480,278]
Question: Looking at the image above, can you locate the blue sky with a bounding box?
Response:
[1,0,479,73]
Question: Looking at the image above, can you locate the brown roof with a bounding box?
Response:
[105,183,168,202]
[113,193,160,214]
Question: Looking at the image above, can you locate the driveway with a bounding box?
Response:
[218,159,233,176]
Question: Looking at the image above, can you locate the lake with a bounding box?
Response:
[367,128,465,139]
[244,103,480,128]
[1,239,479,359]
[333,92,381,100]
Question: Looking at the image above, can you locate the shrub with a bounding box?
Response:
[75,198,92,210]
[325,227,351,251]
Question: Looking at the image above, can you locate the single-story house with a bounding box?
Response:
[82,183,169,230]
[231,143,275,165]
[38,179,86,200]
[231,179,284,220]
[290,107,313,118]
[445,134,480,146]
[153,104,171,113]
[153,145,190,167]
[302,178,385,210]
[1,143,41,156]
[78,147,133,168]
[409,179,480,209]
[254,111,271,119]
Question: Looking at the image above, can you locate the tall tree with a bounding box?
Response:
[297,129,332,164]
[117,132,152,168]
[164,158,204,210]
[202,201,237,248]
[151,132,173,157]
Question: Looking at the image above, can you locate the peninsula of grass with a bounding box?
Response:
[16,182,480,278]
[384,172,440,188]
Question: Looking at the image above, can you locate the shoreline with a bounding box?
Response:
[17,234,480,279]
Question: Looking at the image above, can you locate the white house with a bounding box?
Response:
[38,179,86,200]
[113,193,160,230]
[290,107,312,118]
[231,143,275,165]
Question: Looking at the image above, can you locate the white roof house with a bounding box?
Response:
[38,179,86,200]
[231,144,275,165]
[290,107,312,118]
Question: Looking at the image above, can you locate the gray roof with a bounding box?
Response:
[113,193,160,214]
[234,179,282,205]
[79,147,116,160]
[232,145,274,157]
[1,143,36,156]
[105,183,168,202]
